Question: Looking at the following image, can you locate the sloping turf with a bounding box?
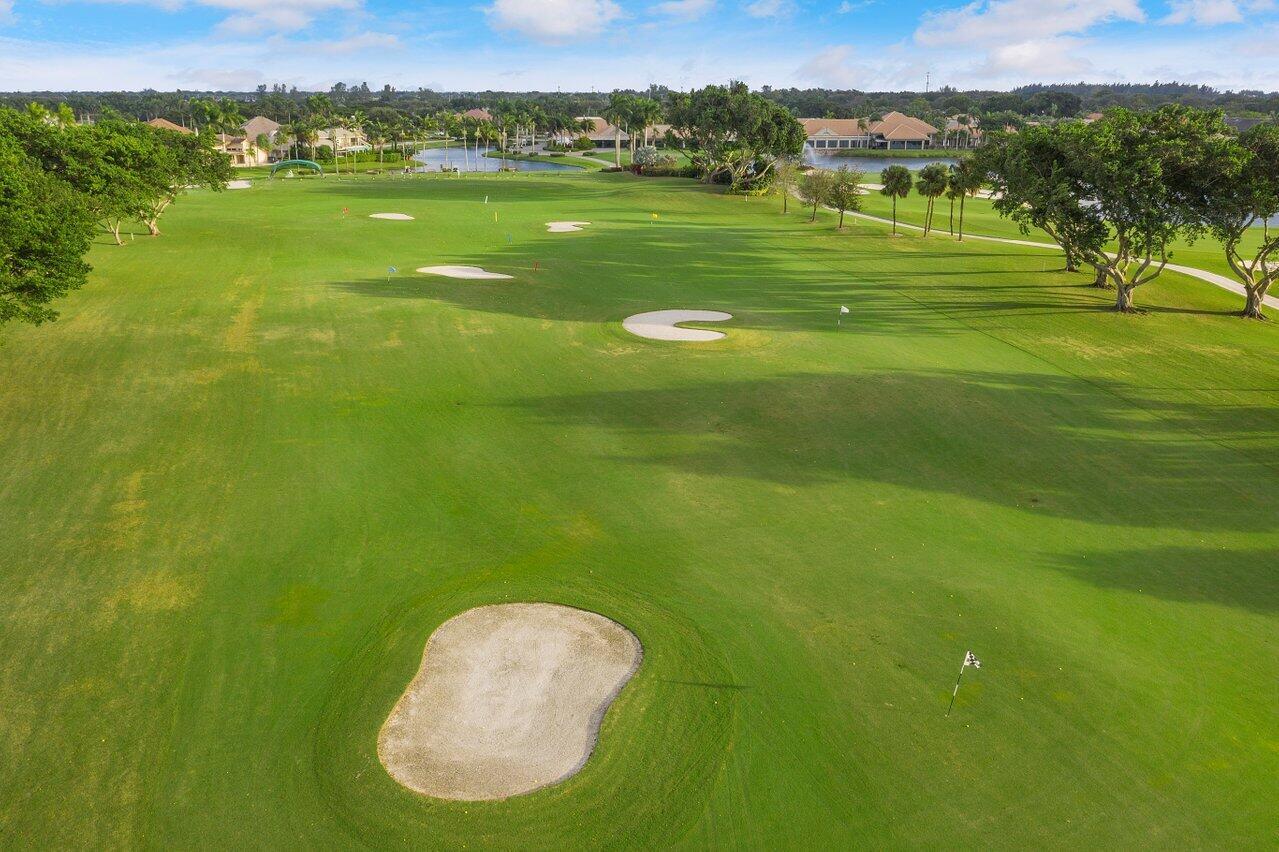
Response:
[0,172,1275,848]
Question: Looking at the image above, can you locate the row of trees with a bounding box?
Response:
[979,107,1279,316]
[11,82,1277,136]
[0,107,230,329]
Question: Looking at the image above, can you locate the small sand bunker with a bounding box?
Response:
[622,309,733,341]
[416,265,513,280]
[226,180,252,190]
[546,221,591,233]
[378,603,642,801]
[370,213,415,220]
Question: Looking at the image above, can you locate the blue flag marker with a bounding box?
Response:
[387,265,396,282]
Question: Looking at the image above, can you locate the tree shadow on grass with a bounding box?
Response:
[503,370,1279,532]
[1051,546,1279,614]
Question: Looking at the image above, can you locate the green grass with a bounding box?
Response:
[1,172,1276,848]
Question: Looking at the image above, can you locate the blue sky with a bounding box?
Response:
[1,0,1276,92]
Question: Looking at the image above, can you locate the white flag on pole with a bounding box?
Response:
[964,651,982,669]
[840,305,850,314]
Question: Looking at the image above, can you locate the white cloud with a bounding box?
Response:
[837,0,873,11]
[486,0,622,43]
[314,31,400,53]
[917,0,1144,46]
[795,44,865,88]
[0,0,14,25]
[62,0,361,33]
[746,0,794,17]
[916,0,1144,83]
[1163,0,1273,24]
[977,35,1093,76]
[653,0,715,19]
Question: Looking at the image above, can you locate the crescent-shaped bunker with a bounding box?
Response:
[378,603,642,800]
[622,310,733,341]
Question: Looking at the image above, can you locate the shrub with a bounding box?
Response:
[572,136,596,151]
[634,146,671,169]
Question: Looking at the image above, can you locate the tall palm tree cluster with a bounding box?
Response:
[602,92,665,167]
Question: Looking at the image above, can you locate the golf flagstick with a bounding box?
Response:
[838,305,850,329]
[946,650,982,716]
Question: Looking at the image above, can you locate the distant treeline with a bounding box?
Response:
[2,81,1277,128]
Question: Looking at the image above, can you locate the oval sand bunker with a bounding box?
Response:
[416,265,513,280]
[378,603,642,800]
[370,212,415,220]
[546,221,590,233]
[623,309,733,341]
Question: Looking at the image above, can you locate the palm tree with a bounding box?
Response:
[880,165,913,235]
[916,162,949,235]
[949,157,986,242]
[603,92,632,168]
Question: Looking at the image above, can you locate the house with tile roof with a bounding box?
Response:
[146,117,193,134]
[801,111,939,151]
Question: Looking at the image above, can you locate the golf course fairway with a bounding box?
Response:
[0,171,1275,848]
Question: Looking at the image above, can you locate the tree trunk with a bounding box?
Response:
[1243,287,1267,319]
[106,220,122,246]
[892,197,898,235]
[838,208,845,230]
[948,198,954,235]
[958,196,965,242]
[1092,266,1111,288]
[614,129,621,168]
[1114,283,1136,312]
[810,200,818,223]
[146,218,160,236]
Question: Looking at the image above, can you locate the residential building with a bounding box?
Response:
[315,125,368,153]
[146,117,193,134]
[212,134,269,166]
[801,111,939,151]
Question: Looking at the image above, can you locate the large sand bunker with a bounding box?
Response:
[546,221,591,233]
[370,213,415,220]
[622,310,733,341]
[226,180,252,190]
[416,265,513,280]
[378,603,642,800]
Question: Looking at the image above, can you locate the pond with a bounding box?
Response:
[412,145,581,173]
[804,150,960,173]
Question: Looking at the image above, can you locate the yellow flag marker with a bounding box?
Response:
[494,211,499,223]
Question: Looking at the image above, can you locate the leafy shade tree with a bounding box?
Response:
[824,166,865,230]
[981,125,1103,272]
[798,169,834,223]
[134,126,232,235]
[880,165,913,235]
[0,129,96,327]
[0,109,146,246]
[1198,123,1279,318]
[1071,106,1233,311]
[665,81,806,190]
[916,162,949,235]
[772,157,801,214]
[948,157,986,241]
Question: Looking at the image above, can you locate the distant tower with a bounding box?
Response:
[925,72,931,93]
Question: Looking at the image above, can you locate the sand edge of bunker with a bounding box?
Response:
[416,265,514,280]
[377,602,643,801]
[369,213,415,220]
[622,309,734,341]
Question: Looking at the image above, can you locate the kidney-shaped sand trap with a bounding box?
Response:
[226,179,252,190]
[546,221,591,233]
[370,212,415,220]
[416,265,513,280]
[622,309,733,341]
[378,603,642,800]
